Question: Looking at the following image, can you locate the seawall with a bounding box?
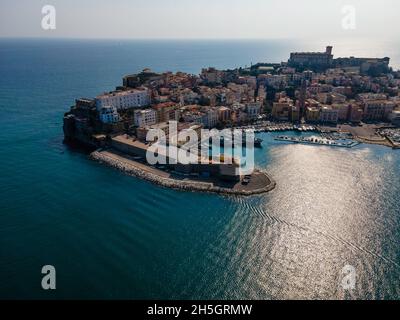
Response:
[90,150,276,196]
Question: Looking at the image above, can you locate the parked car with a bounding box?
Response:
[242,176,251,185]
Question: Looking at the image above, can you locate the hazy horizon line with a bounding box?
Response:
[0,35,398,42]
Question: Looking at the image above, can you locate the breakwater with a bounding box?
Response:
[90,150,276,196]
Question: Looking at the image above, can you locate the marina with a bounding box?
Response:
[236,122,318,133]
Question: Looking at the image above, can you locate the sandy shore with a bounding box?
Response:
[90,149,276,196]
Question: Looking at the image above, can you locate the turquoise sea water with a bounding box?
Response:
[0,39,399,299]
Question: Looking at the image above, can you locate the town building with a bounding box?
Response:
[356,93,388,102]
[306,107,320,122]
[289,46,334,68]
[334,57,390,75]
[290,105,301,122]
[389,110,400,126]
[348,104,364,123]
[246,102,262,120]
[316,93,346,105]
[123,69,163,88]
[231,110,248,125]
[218,107,232,123]
[363,100,395,121]
[96,88,151,110]
[152,102,180,123]
[320,106,339,123]
[136,122,171,142]
[264,74,288,90]
[332,104,350,122]
[182,111,204,126]
[201,68,225,84]
[202,108,219,128]
[99,106,120,124]
[71,98,96,119]
[134,109,157,128]
[272,98,294,121]
[111,134,241,181]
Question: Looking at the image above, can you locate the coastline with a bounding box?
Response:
[90,149,276,196]
[354,136,398,148]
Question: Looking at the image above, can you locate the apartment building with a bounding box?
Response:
[134,109,157,128]
[272,98,293,121]
[96,88,151,110]
[99,106,120,124]
[320,106,339,123]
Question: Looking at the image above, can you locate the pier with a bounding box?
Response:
[274,135,360,148]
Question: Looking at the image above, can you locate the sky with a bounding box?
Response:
[0,0,399,40]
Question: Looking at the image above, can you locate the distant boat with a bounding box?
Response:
[254,138,263,148]
[275,135,359,148]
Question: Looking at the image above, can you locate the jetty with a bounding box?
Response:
[91,149,276,196]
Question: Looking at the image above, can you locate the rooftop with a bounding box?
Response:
[112,135,150,150]
[152,102,177,110]
[97,88,149,99]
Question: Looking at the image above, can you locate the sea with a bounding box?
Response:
[0,38,399,300]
